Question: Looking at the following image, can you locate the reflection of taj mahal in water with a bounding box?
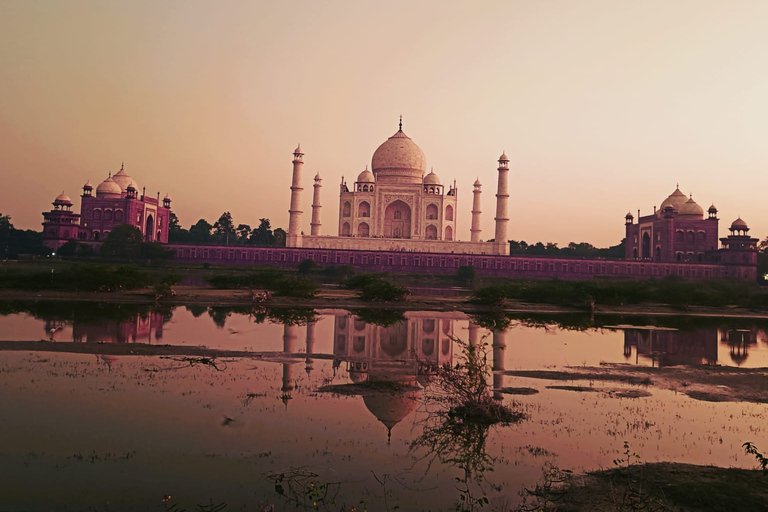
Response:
[279,312,510,439]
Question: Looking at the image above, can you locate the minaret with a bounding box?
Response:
[470,178,482,242]
[310,173,322,236]
[287,144,304,247]
[494,151,510,255]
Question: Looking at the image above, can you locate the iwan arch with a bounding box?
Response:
[286,118,509,255]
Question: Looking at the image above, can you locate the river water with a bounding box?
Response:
[1,301,766,511]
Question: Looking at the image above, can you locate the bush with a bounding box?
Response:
[456,265,477,283]
[359,279,410,302]
[270,276,318,298]
[297,259,319,275]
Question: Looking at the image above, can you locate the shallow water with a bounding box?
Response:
[1,302,767,510]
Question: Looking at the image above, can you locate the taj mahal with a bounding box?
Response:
[286,118,509,255]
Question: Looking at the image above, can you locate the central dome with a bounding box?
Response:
[371,127,426,184]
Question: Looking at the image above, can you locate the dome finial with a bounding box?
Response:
[121,162,124,171]
[399,115,402,131]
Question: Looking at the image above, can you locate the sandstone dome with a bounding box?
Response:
[371,128,426,185]
[53,192,72,205]
[96,177,122,198]
[731,217,749,231]
[112,166,137,192]
[659,187,688,211]
[678,197,704,217]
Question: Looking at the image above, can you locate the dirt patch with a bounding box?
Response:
[547,385,599,392]
[610,389,652,398]
[548,462,768,512]
[508,364,768,404]
[498,387,539,395]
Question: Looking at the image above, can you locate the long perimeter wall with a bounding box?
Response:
[167,244,757,281]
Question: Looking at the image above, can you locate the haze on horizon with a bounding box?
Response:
[2,0,767,248]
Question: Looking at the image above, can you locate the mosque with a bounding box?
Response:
[286,118,510,255]
[42,164,172,250]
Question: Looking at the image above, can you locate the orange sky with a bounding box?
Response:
[2,0,767,247]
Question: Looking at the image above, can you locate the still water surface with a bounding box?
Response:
[1,302,766,510]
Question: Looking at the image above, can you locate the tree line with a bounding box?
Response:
[168,212,286,246]
[509,240,625,259]
[0,213,50,258]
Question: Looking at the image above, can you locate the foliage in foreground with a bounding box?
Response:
[0,264,180,292]
[471,276,768,309]
[206,267,318,298]
[342,273,410,302]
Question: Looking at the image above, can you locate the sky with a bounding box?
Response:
[2,0,767,248]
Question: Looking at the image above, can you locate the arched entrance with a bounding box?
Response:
[445,226,453,241]
[357,222,370,237]
[425,225,438,240]
[145,214,154,241]
[642,233,651,259]
[384,200,411,238]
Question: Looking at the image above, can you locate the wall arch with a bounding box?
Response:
[445,205,454,221]
[342,201,351,217]
[445,225,453,241]
[358,201,370,217]
[425,225,438,240]
[357,222,370,237]
[426,204,438,220]
[384,200,411,238]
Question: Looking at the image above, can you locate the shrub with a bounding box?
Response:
[456,265,477,283]
[359,279,410,302]
[297,259,319,275]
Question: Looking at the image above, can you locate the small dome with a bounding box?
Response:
[356,166,375,183]
[126,180,137,191]
[678,197,704,217]
[473,178,481,187]
[625,211,634,219]
[314,172,322,181]
[82,180,93,190]
[659,187,688,211]
[423,169,441,185]
[54,192,72,205]
[164,193,171,200]
[708,204,718,213]
[731,217,749,231]
[112,166,135,192]
[96,177,122,198]
[498,151,509,162]
[294,144,303,154]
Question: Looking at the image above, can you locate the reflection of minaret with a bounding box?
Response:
[492,328,507,399]
[281,324,300,406]
[305,321,316,375]
[468,321,480,347]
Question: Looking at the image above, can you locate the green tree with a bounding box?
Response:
[189,219,213,243]
[273,227,286,247]
[213,211,235,245]
[0,214,13,258]
[168,212,191,242]
[236,223,251,243]
[100,225,143,259]
[250,218,275,245]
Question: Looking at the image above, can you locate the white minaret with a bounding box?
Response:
[494,151,510,255]
[310,172,322,236]
[287,144,304,248]
[470,178,482,242]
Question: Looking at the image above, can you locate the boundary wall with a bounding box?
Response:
[167,244,757,281]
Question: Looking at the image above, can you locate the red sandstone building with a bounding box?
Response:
[42,164,172,250]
